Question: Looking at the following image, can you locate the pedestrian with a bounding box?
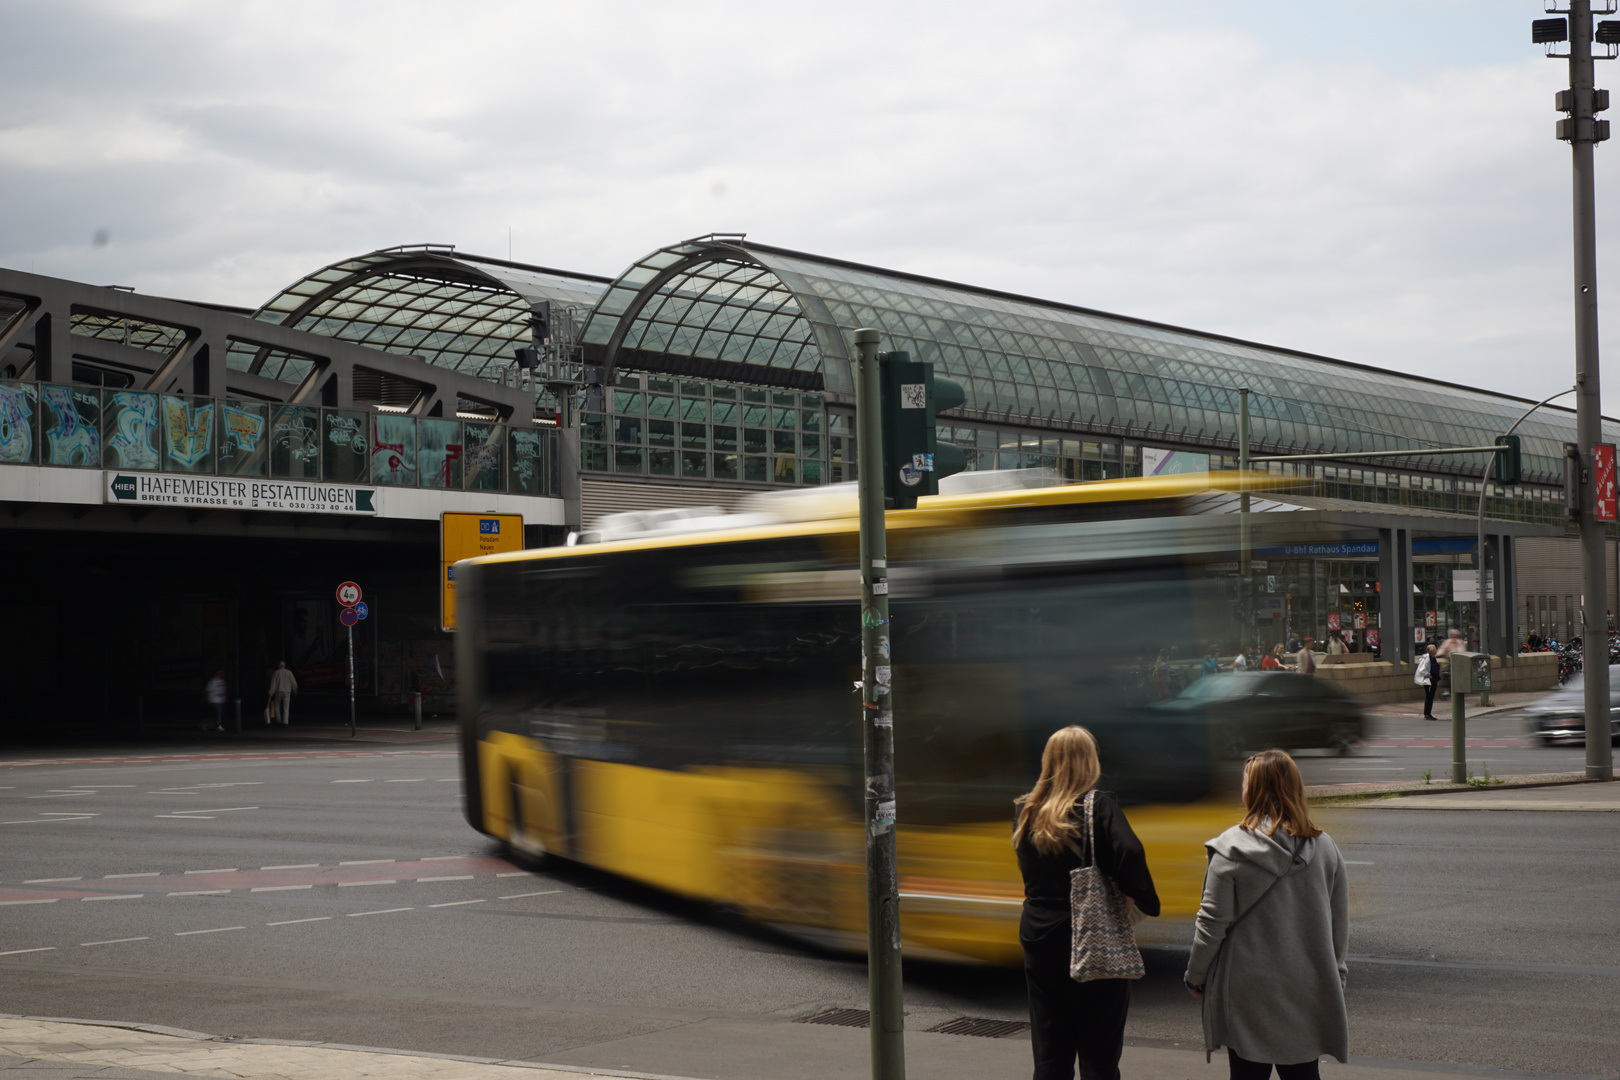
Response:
[1436,629,1465,657]
[1184,750,1349,1080]
[1415,644,1439,720]
[268,661,298,726]
[203,670,227,732]
[1261,644,1286,671]
[1203,647,1221,678]
[1232,647,1249,671]
[1014,726,1159,1080]
[1296,640,1317,676]
[1327,633,1346,656]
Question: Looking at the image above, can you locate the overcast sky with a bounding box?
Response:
[3,0,1615,410]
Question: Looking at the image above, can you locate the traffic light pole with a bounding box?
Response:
[852,328,906,1080]
[1564,0,1615,779]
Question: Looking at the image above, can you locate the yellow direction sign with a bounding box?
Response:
[441,512,524,631]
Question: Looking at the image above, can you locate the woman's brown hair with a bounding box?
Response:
[1239,749,1322,838]
[1013,726,1101,855]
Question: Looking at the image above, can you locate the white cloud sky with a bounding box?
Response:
[2,0,1614,410]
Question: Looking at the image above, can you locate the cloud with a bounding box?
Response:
[0,0,1610,411]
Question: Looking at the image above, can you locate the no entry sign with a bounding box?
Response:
[336,581,362,607]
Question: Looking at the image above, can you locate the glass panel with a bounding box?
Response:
[615,415,643,444]
[102,389,160,470]
[744,427,767,454]
[681,450,708,478]
[418,418,463,489]
[802,458,823,485]
[509,427,545,493]
[581,442,609,471]
[744,405,769,426]
[162,395,216,473]
[647,419,675,447]
[713,425,738,452]
[681,398,709,422]
[370,414,418,486]
[713,453,738,481]
[613,390,643,414]
[802,433,822,458]
[744,456,767,482]
[581,413,606,441]
[774,455,797,484]
[713,385,737,400]
[647,394,675,419]
[648,448,675,476]
[219,400,269,476]
[647,377,675,393]
[713,401,737,424]
[464,423,505,490]
[0,381,39,464]
[774,407,796,430]
[615,445,644,474]
[681,422,707,449]
[322,409,369,483]
[773,430,796,455]
[744,388,768,404]
[271,405,320,478]
[802,409,822,433]
[680,382,708,397]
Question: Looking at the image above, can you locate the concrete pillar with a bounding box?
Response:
[1378,527,1415,664]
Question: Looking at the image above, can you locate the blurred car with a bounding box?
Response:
[1527,665,1620,745]
[1154,671,1368,757]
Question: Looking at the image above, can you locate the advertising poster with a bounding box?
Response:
[102,390,161,470]
[41,384,102,466]
[1425,611,1437,628]
[162,395,215,473]
[370,414,417,485]
[1353,613,1366,630]
[1415,627,1427,644]
[1365,629,1380,652]
[418,418,463,489]
[1143,447,1211,476]
[1327,612,1341,631]
[1595,443,1617,522]
[0,381,37,464]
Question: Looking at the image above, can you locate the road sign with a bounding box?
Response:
[354,601,369,620]
[336,581,362,607]
[440,512,524,632]
[1595,443,1617,522]
[339,608,359,626]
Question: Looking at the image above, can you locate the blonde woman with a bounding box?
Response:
[1014,726,1159,1080]
[1185,750,1349,1080]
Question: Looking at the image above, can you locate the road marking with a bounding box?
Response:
[499,890,562,900]
[0,947,55,956]
[1327,767,1408,771]
[174,807,258,815]
[1345,860,1376,865]
[82,937,148,946]
[185,868,238,875]
[174,926,244,936]
[82,894,143,902]
[267,917,332,926]
[429,899,486,908]
[251,885,312,892]
[262,864,318,870]
[340,859,395,865]
[331,779,373,784]
[436,778,458,782]
[24,877,81,883]
[338,880,397,887]
[2,817,98,825]
[0,898,59,906]
[73,784,134,788]
[385,779,425,783]
[495,872,533,878]
[421,856,466,861]
[105,872,160,879]
[156,815,214,820]
[416,875,473,882]
[347,908,413,917]
[169,890,231,896]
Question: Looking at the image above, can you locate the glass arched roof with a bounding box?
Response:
[248,245,610,384]
[580,236,1613,484]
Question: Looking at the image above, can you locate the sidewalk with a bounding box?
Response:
[0,1014,1583,1080]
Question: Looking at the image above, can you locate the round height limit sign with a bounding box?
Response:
[336,581,362,607]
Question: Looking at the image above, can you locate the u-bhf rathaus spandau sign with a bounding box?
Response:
[104,472,378,514]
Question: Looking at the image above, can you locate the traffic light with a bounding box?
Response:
[878,351,967,509]
[1494,435,1522,485]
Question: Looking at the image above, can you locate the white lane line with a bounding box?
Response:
[0,947,56,956]
[499,890,562,900]
[82,937,148,946]
[267,917,332,926]
[156,815,214,820]
[82,894,143,902]
[420,856,466,861]
[340,859,395,865]
[169,890,231,896]
[0,899,59,906]
[337,880,397,888]
[346,908,413,917]
[28,793,88,799]
[2,817,98,825]
[435,778,457,782]
[105,872,160,879]
[24,877,81,883]
[72,784,133,788]
[185,868,238,875]
[416,875,472,882]
[495,872,533,878]
[330,779,373,784]
[261,864,318,870]
[174,926,244,936]
[429,899,486,908]
[39,813,100,817]
[1345,860,1377,865]
[385,779,425,783]
[250,885,312,893]
[173,807,258,814]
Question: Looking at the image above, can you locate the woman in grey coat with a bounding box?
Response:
[1184,749,1349,1080]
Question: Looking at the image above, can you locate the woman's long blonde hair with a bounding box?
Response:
[1239,749,1323,838]
[1013,726,1101,855]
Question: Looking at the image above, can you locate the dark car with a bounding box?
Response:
[1526,664,1620,745]
[1153,671,1368,758]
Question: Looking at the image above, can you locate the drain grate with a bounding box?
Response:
[796,1007,871,1029]
[926,1016,1032,1039]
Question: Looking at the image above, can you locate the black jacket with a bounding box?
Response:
[1014,791,1160,961]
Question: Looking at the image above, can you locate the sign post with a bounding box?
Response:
[337,582,363,738]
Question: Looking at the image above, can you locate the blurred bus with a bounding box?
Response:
[456,473,1262,965]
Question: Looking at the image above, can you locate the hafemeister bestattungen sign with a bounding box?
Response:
[105,472,376,514]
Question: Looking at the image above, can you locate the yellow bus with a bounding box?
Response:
[456,474,1258,965]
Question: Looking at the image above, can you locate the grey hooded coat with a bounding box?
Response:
[1184,823,1349,1065]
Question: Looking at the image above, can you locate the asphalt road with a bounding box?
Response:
[1,732,1615,1079]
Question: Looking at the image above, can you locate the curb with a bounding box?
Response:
[1308,772,1599,803]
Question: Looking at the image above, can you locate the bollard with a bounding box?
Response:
[234,698,241,735]
[413,691,422,731]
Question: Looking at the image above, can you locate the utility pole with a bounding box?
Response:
[1550,0,1617,779]
[1239,387,1253,652]
[852,327,906,1080]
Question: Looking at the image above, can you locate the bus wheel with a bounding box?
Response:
[507,778,547,865]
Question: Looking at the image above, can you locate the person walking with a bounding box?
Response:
[268,661,297,726]
[1261,644,1286,671]
[203,670,227,732]
[1184,750,1349,1080]
[1416,644,1439,720]
[1202,647,1222,678]
[1014,726,1160,1080]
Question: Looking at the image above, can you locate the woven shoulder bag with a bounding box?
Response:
[1068,790,1145,982]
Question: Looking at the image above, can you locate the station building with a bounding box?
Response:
[0,235,1610,732]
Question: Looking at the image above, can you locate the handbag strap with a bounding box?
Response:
[1062,790,1100,868]
[1222,834,1304,938]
